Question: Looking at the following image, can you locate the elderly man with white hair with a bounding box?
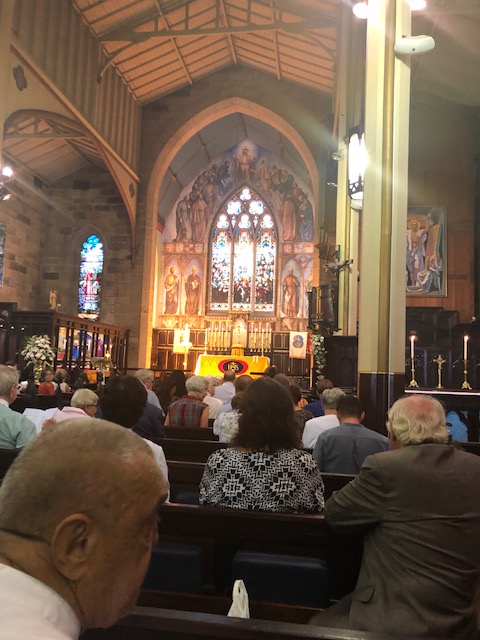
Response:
[310,393,480,639]
[202,376,223,420]
[164,375,209,428]
[134,369,163,414]
[0,365,36,449]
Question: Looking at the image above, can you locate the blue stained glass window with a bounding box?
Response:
[78,234,103,318]
[209,187,276,313]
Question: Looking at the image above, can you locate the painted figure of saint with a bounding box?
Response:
[282,268,300,317]
[164,266,179,314]
[174,196,192,242]
[185,266,201,315]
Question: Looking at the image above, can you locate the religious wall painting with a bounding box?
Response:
[161,139,314,248]
[209,186,277,315]
[163,258,181,315]
[280,260,302,321]
[0,223,6,287]
[406,206,446,297]
[78,234,103,319]
[184,260,202,317]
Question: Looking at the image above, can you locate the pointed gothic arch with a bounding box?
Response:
[208,184,277,316]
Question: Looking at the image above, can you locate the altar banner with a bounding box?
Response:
[195,354,270,378]
[289,332,308,359]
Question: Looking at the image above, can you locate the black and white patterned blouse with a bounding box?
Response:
[199,448,325,513]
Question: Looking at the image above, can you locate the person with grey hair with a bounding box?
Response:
[0,419,168,638]
[310,394,480,639]
[213,371,236,405]
[0,364,36,449]
[301,387,345,449]
[47,389,99,424]
[134,369,163,413]
[164,375,209,427]
[202,376,223,419]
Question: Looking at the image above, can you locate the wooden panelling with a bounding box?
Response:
[408,98,476,322]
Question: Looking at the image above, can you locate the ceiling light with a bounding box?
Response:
[0,165,14,201]
[353,1,427,19]
[352,1,369,19]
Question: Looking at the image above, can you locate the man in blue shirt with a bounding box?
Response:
[313,395,389,474]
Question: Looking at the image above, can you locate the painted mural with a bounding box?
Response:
[158,139,315,330]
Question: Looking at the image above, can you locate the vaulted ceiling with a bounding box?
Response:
[3,0,480,188]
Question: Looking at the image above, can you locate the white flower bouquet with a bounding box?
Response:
[21,334,55,364]
[311,333,327,376]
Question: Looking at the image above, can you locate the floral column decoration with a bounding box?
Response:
[21,334,55,383]
[310,333,327,379]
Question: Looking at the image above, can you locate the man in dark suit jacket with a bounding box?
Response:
[311,393,480,639]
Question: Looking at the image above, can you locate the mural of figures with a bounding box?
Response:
[185,266,201,315]
[161,139,314,247]
[406,206,446,296]
[164,265,180,314]
[174,196,192,242]
[282,267,300,317]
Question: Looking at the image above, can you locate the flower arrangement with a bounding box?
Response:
[311,333,327,377]
[21,334,55,365]
[90,356,111,372]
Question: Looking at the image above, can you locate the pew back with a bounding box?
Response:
[165,426,217,440]
[81,606,432,640]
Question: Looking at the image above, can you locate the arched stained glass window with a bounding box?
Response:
[78,234,103,319]
[210,187,276,313]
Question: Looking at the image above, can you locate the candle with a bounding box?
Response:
[205,328,209,343]
[410,335,415,361]
[464,335,469,361]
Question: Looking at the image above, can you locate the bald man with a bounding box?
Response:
[0,419,168,638]
[311,394,480,639]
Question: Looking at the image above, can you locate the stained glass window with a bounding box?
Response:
[78,234,103,319]
[210,187,276,313]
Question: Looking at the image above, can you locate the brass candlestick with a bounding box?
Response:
[461,358,472,390]
[433,354,446,389]
[408,356,418,388]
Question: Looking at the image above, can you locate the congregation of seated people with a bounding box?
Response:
[1,359,480,639]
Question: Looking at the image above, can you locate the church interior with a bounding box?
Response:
[1,0,480,426]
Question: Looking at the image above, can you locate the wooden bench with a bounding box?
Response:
[81,605,433,640]
[0,448,21,481]
[157,502,362,601]
[460,441,480,455]
[167,460,355,503]
[165,426,218,440]
[157,438,227,462]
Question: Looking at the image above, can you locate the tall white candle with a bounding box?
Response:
[410,335,415,361]
[464,335,469,360]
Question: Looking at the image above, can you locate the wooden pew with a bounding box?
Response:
[0,448,20,481]
[167,460,354,503]
[460,441,480,455]
[157,502,362,601]
[165,426,217,440]
[157,438,227,462]
[81,605,432,640]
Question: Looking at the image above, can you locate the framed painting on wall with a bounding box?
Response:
[406,206,446,297]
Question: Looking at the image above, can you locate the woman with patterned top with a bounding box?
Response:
[213,392,243,442]
[199,377,324,512]
[165,375,209,428]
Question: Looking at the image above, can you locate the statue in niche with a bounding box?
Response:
[164,266,179,314]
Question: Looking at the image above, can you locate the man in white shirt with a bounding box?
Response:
[0,419,168,639]
[0,365,36,449]
[134,369,164,415]
[213,371,236,404]
[202,376,223,419]
[302,387,345,449]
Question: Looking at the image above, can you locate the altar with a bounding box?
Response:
[195,354,270,378]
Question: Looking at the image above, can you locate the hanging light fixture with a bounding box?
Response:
[0,166,14,201]
[347,126,367,210]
